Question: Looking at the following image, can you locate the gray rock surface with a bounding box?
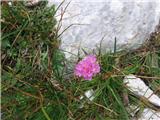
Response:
[48,0,160,58]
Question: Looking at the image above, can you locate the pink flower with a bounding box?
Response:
[74,55,100,80]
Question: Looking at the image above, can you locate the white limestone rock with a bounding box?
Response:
[48,0,160,58]
[127,105,160,120]
[137,108,160,120]
[80,89,95,101]
[79,89,95,108]
[25,0,41,7]
[124,75,160,107]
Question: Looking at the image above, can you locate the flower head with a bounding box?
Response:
[74,55,100,80]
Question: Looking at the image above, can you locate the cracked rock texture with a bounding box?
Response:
[124,75,160,107]
[124,75,160,120]
[49,0,160,58]
[137,108,160,120]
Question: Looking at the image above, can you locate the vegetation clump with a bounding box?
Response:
[1,1,160,120]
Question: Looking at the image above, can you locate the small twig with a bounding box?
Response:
[54,0,65,15]
[12,87,40,100]
[136,75,160,80]
[56,0,71,36]
[92,101,118,116]
[111,75,160,80]
[16,77,37,89]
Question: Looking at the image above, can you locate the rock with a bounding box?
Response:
[79,89,95,108]
[126,105,140,118]
[124,75,160,107]
[25,0,41,7]
[127,105,160,120]
[137,108,160,120]
[48,0,160,58]
[81,89,95,101]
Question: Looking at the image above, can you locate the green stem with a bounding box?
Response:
[41,106,51,120]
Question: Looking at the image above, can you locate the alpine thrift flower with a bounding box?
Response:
[74,55,100,80]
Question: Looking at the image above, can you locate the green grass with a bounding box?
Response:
[1,1,160,120]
